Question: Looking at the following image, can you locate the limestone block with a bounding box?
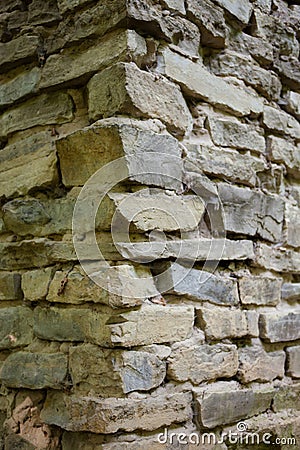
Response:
[0,132,58,198]
[263,106,300,139]
[194,383,274,428]
[167,337,238,383]
[267,136,300,176]
[0,306,33,350]
[285,90,300,119]
[207,116,265,153]
[286,347,300,378]
[0,67,41,108]
[0,34,40,70]
[41,390,192,433]
[22,268,53,301]
[281,283,300,301]
[214,0,252,25]
[274,57,300,91]
[273,383,300,412]
[161,0,185,14]
[231,33,274,67]
[255,243,300,273]
[218,183,284,242]
[39,30,147,89]
[238,276,281,306]
[210,51,281,100]
[87,62,192,136]
[285,202,300,246]
[0,92,74,139]
[0,352,68,389]
[57,118,182,190]
[155,262,239,306]
[238,346,285,383]
[186,144,265,186]
[159,48,263,117]
[196,305,258,340]
[0,272,22,300]
[69,343,166,396]
[259,312,300,343]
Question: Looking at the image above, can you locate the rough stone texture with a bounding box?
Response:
[259,312,300,343]
[286,347,300,378]
[167,337,238,384]
[255,243,300,273]
[21,268,53,302]
[238,275,281,306]
[0,352,68,389]
[214,0,252,24]
[274,57,300,91]
[267,135,300,177]
[238,345,285,383]
[0,272,22,300]
[263,105,300,139]
[285,90,300,119]
[196,305,258,340]
[0,307,33,350]
[281,283,300,301]
[273,383,300,412]
[0,34,40,70]
[285,202,300,247]
[87,62,192,136]
[41,391,193,433]
[0,67,41,108]
[69,343,166,396]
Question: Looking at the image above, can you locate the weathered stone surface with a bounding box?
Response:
[155,262,239,305]
[285,203,300,247]
[207,116,265,153]
[88,63,192,136]
[186,0,226,48]
[28,0,61,25]
[57,0,90,13]
[238,345,285,383]
[267,136,300,177]
[41,390,192,433]
[161,0,185,14]
[168,337,238,384]
[186,143,265,186]
[282,283,300,301]
[159,48,264,117]
[0,132,58,198]
[0,352,68,389]
[231,32,274,67]
[0,307,33,350]
[286,347,300,378]
[238,276,281,306]
[274,57,300,91]
[263,106,300,139]
[214,0,252,25]
[194,382,274,428]
[259,312,300,343]
[196,305,258,340]
[273,383,300,412]
[0,92,74,139]
[0,272,22,300]
[57,118,182,190]
[255,243,300,273]
[210,51,281,100]
[22,268,53,302]
[0,67,41,108]
[0,34,40,70]
[40,30,147,89]
[69,343,166,396]
[285,90,300,119]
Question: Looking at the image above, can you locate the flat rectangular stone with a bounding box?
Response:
[259,312,300,343]
[0,34,40,70]
[0,352,68,389]
[41,391,192,433]
[196,305,258,340]
[87,63,192,136]
[285,202,300,247]
[238,276,281,306]
[281,283,300,301]
[0,67,41,108]
[267,136,300,177]
[263,106,300,139]
[0,272,22,300]
[0,306,33,350]
[254,243,300,273]
[286,347,300,378]
[22,268,53,302]
[238,345,285,383]
[159,47,263,117]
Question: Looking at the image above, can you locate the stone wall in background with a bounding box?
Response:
[0,0,300,448]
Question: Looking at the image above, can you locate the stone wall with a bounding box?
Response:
[0,0,300,448]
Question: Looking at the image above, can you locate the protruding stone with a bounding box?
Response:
[0,67,41,108]
[0,307,33,350]
[259,312,300,343]
[267,136,300,177]
[255,243,300,273]
[0,34,40,70]
[239,276,281,306]
[281,283,300,301]
[238,345,285,382]
[285,90,300,119]
[0,272,22,301]
[22,268,53,301]
[214,0,252,25]
[285,202,300,247]
[286,347,300,378]
[263,106,300,139]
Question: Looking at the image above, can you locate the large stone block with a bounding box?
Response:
[214,0,252,25]
[0,352,68,389]
[231,32,274,67]
[22,268,53,301]
[259,312,300,343]
[285,202,300,247]
[167,337,238,383]
[263,106,300,139]
[218,183,284,242]
[87,63,192,136]
[285,90,300,119]
[159,48,263,117]
[196,305,258,340]
[69,343,166,396]
[57,118,182,190]
[0,132,58,198]
[0,34,40,70]
[254,243,300,273]
[39,29,147,89]
[0,306,33,350]
[207,117,265,153]
[0,272,22,300]
[238,276,281,306]
[281,283,300,301]
[194,382,274,428]
[286,347,300,378]
[274,57,300,91]
[267,136,300,177]
[41,390,192,433]
[0,67,41,109]
[238,345,285,383]
[0,92,74,139]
